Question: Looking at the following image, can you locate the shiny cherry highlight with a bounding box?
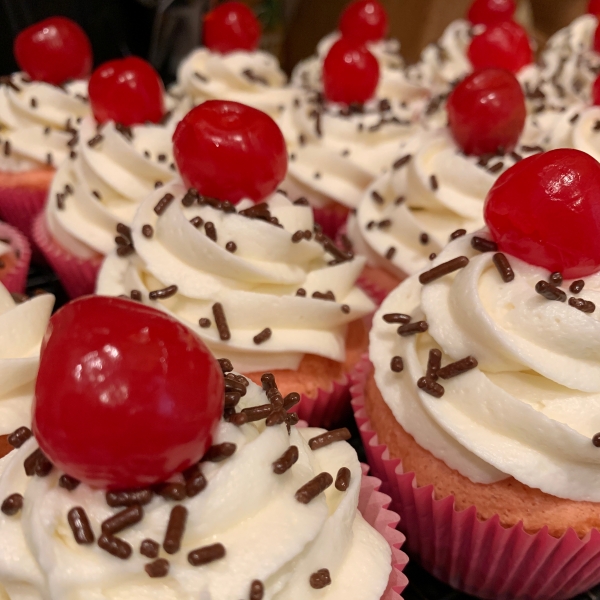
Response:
[33,296,224,489]
[484,149,600,278]
[14,17,92,85]
[467,0,516,25]
[447,68,526,156]
[339,0,389,43]
[204,2,261,54]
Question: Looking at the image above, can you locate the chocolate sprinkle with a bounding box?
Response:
[140,539,160,558]
[383,313,411,324]
[430,174,439,190]
[212,302,231,341]
[149,285,178,300]
[1,493,23,516]
[190,216,203,228]
[310,568,332,589]
[492,253,515,283]
[102,505,144,535]
[8,426,32,448]
[295,472,333,504]
[142,224,153,238]
[426,349,442,381]
[24,448,53,477]
[371,190,384,204]
[471,236,498,253]
[183,463,207,497]
[417,377,445,398]
[391,356,404,372]
[182,188,199,206]
[593,433,600,448]
[569,297,596,314]
[98,534,132,559]
[163,505,188,554]
[226,241,237,253]
[549,272,563,286]
[204,222,217,242]
[105,488,153,507]
[309,428,351,450]
[385,247,396,260]
[199,318,211,328]
[393,154,412,170]
[68,507,95,544]
[272,446,299,474]
[188,543,226,567]
[437,356,478,379]
[253,328,272,345]
[419,256,469,284]
[59,475,80,491]
[203,442,236,462]
[450,229,467,241]
[155,482,186,501]
[218,358,234,373]
[535,281,567,302]
[154,193,175,215]
[397,321,428,336]
[87,134,104,147]
[250,580,265,600]
[145,558,170,578]
[335,467,351,491]
[420,232,429,245]
[569,280,585,294]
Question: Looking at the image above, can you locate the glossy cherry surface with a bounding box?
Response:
[14,17,92,85]
[467,0,516,25]
[323,38,380,105]
[468,20,533,73]
[447,68,525,156]
[594,22,600,54]
[339,0,389,43]
[589,0,600,14]
[484,149,600,278]
[88,57,165,126]
[173,100,287,203]
[204,2,261,54]
[33,296,224,489]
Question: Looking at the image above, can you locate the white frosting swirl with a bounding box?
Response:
[96,181,374,372]
[0,285,54,436]
[0,377,390,599]
[45,116,177,259]
[0,74,90,172]
[171,48,297,142]
[371,230,600,501]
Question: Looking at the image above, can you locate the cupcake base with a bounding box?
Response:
[32,212,103,299]
[0,222,31,294]
[351,356,600,600]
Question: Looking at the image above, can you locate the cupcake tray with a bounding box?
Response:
[26,263,600,600]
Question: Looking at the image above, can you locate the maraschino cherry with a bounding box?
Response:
[447,68,526,156]
[485,149,600,279]
[173,100,287,204]
[589,0,600,15]
[593,75,600,105]
[204,1,261,54]
[468,20,533,73]
[593,22,600,53]
[467,0,516,26]
[339,0,388,44]
[88,57,165,126]
[323,38,380,105]
[33,296,224,489]
[14,17,92,85]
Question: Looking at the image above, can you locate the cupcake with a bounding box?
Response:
[352,148,600,599]
[0,221,33,294]
[0,295,406,599]
[0,285,53,450]
[171,1,296,143]
[0,17,92,242]
[97,100,375,427]
[34,57,176,299]
[346,68,539,303]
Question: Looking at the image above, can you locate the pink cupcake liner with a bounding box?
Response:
[0,185,48,243]
[32,212,103,299]
[359,465,409,600]
[0,221,31,294]
[350,355,600,600]
[294,372,352,429]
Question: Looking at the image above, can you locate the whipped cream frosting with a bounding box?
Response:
[370,230,600,501]
[45,116,177,259]
[171,48,297,142]
[0,73,90,172]
[348,130,539,277]
[0,375,390,599]
[0,286,53,436]
[96,181,374,372]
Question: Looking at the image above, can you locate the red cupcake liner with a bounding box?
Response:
[313,203,351,240]
[0,221,31,294]
[350,355,600,600]
[0,185,48,244]
[32,212,103,299]
[359,466,409,599]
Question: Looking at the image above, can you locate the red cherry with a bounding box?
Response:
[594,22,600,53]
[467,0,516,25]
[88,57,165,126]
[484,149,600,279]
[593,75,600,105]
[589,0,600,15]
[339,0,389,44]
[204,2,261,54]
[468,20,533,74]
[32,296,224,489]
[173,100,287,204]
[447,68,525,156]
[14,17,92,85]
[323,38,380,105]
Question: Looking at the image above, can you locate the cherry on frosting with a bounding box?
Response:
[323,38,380,105]
[593,22,600,53]
[32,296,224,489]
[589,0,600,15]
[593,75,600,105]
[339,0,389,44]
[467,20,533,74]
[467,0,516,25]
[484,149,600,279]
[203,1,261,54]
[447,68,526,156]
[173,100,287,204]
[14,17,92,85]
[88,57,165,126]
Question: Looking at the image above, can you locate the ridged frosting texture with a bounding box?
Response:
[0,377,391,599]
[45,116,177,259]
[0,285,54,436]
[0,73,90,172]
[97,181,374,372]
[370,230,600,501]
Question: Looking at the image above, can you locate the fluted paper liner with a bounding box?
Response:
[0,185,48,244]
[0,221,31,294]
